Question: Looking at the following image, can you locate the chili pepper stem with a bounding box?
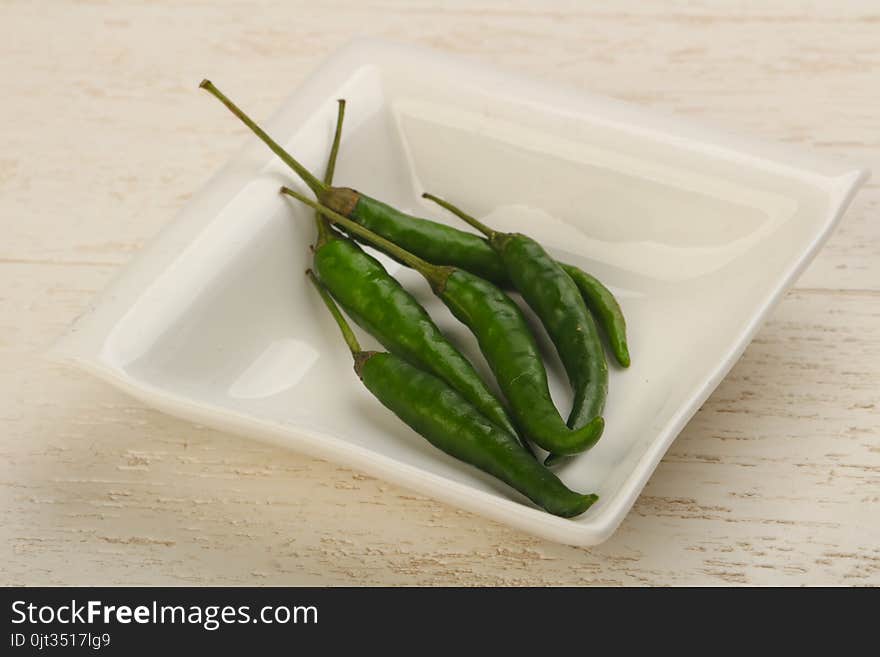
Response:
[306,269,361,357]
[283,187,450,289]
[199,79,327,197]
[422,193,496,240]
[315,99,346,248]
[324,99,345,185]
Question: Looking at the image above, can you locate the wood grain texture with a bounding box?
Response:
[1,0,878,586]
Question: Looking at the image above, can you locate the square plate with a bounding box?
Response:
[52,39,869,546]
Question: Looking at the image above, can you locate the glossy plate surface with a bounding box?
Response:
[53,40,869,545]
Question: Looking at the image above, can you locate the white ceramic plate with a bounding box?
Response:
[52,39,869,546]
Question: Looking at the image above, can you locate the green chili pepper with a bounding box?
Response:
[560,265,629,368]
[199,81,524,447]
[306,269,598,517]
[286,188,603,457]
[424,194,608,462]
[335,194,510,283]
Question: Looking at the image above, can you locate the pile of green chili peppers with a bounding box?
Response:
[200,80,632,519]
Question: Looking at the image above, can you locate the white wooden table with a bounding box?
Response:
[2,1,878,586]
